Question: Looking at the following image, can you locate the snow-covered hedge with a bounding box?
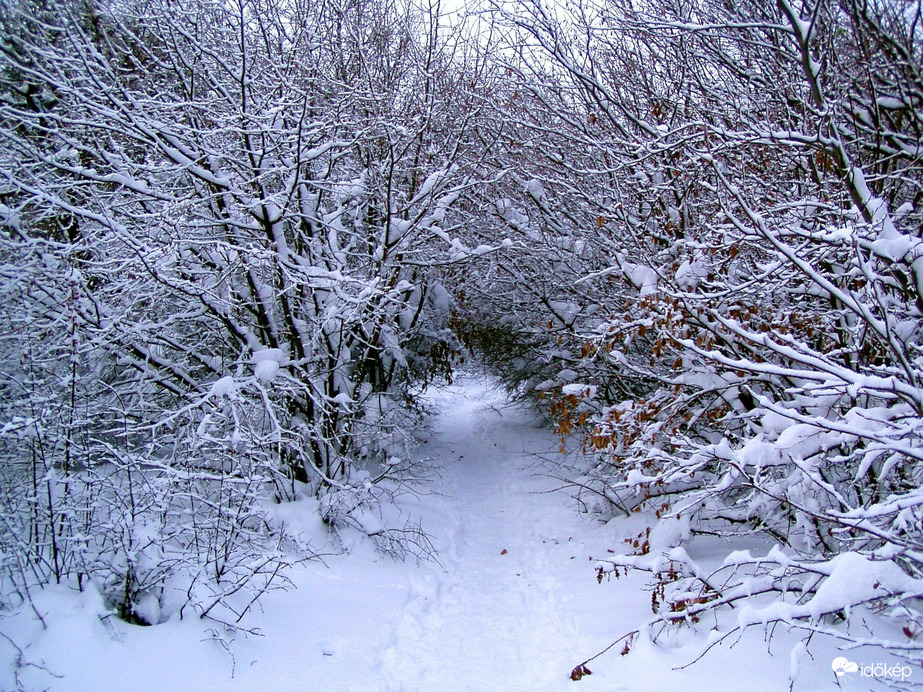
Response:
[480,0,923,675]
[0,0,474,624]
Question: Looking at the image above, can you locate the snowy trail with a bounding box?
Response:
[378,380,583,691]
[368,379,831,692]
[2,377,833,692]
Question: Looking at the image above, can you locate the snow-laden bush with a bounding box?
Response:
[482,0,923,676]
[0,0,481,624]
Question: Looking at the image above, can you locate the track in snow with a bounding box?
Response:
[371,378,815,692]
[378,378,583,691]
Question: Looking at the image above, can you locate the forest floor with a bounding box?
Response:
[2,376,850,691]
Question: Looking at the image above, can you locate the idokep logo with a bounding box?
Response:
[831,657,912,682]
[832,658,858,677]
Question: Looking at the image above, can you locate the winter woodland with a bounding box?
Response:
[1,0,922,688]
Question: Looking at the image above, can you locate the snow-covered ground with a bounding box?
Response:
[1,377,862,690]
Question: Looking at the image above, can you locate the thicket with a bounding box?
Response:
[2,0,923,680]
[462,0,923,678]
[0,0,491,627]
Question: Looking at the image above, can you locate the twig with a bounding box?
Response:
[570,628,639,680]
[0,630,63,686]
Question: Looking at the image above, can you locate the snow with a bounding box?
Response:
[616,256,658,296]
[626,468,657,486]
[557,368,579,382]
[561,383,597,398]
[729,550,923,635]
[526,178,546,200]
[737,438,783,468]
[388,218,413,243]
[252,348,285,383]
[208,375,237,398]
[414,170,443,199]
[0,378,863,691]
[894,202,914,217]
[674,257,708,290]
[547,300,581,327]
[647,515,690,551]
[427,281,452,313]
[806,552,923,619]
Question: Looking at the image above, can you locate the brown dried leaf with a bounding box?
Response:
[570,664,592,681]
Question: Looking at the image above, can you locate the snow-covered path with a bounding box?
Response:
[378,380,584,690]
[352,379,826,692]
[2,377,835,691]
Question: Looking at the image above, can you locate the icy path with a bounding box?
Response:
[2,377,828,691]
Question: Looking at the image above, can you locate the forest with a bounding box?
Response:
[1,0,922,686]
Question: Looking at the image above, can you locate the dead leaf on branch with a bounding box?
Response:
[570,664,592,681]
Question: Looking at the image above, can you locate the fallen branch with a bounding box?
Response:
[570,629,639,681]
